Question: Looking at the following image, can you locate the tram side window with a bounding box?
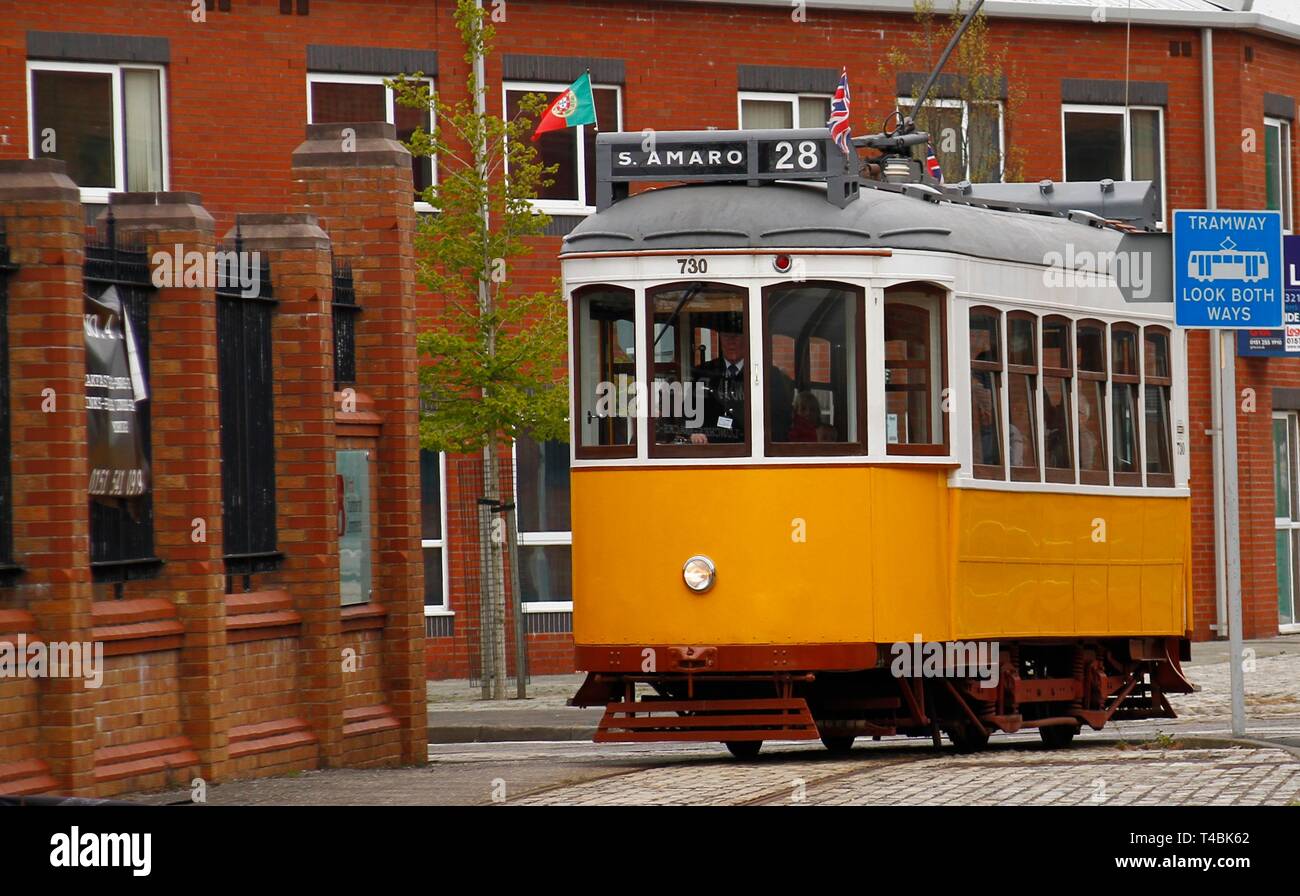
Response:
[1007,312,1040,481]
[1076,320,1109,485]
[648,282,750,457]
[1144,327,1175,487]
[763,282,865,455]
[1042,316,1074,483]
[969,307,1004,479]
[574,286,637,458]
[884,286,946,453]
[1112,324,1142,485]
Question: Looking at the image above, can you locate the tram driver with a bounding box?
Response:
[685,323,795,444]
[689,328,749,444]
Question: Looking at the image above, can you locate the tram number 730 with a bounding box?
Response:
[677,257,708,274]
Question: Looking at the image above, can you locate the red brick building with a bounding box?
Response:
[1,0,1299,714]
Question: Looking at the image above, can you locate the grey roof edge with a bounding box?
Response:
[563,180,1174,303]
[659,1,1300,48]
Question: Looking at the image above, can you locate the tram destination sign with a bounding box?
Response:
[595,128,859,210]
[1173,209,1284,328]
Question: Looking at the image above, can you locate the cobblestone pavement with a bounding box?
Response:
[123,723,1300,806]
[118,641,1300,806]
[513,742,1300,806]
[1179,652,1300,720]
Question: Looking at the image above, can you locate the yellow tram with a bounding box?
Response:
[562,128,1194,756]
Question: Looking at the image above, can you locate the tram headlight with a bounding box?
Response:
[682,555,717,593]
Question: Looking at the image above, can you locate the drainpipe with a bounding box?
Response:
[1203,26,1248,737]
[1204,28,1228,638]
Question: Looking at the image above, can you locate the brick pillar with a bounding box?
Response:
[225,213,344,765]
[0,160,95,794]
[292,123,425,763]
[102,193,228,780]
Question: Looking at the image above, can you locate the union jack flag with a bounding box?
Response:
[827,68,852,156]
[925,142,944,184]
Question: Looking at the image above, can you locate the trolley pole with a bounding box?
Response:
[1220,331,1247,737]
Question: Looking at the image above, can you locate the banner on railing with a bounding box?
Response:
[84,285,150,503]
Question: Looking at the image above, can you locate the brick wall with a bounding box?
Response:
[0,136,424,794]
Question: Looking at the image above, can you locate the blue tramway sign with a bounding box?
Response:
[1172,209,1284,328]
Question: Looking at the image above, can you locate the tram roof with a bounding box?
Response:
[563,180,1173,304]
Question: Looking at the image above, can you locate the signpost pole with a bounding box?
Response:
[1220,330,1247,737]
[1173,209,1283,740]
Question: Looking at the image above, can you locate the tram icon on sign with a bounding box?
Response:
[1187,237,1270,282]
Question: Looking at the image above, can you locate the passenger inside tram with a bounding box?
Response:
[788,390,837,443]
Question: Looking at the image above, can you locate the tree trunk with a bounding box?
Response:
[483,442,508,699]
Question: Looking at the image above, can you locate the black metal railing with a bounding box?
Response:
[84,210,160,584]
[0,220,18,583]
[216,231,280,585]
[332,255,361,389]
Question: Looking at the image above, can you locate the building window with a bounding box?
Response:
[1143,327,1174,487]
[763,282,865,455]
[969,307,1004,480]
[1273,412,1300,632]
[897,98,1003,183]
[514,435,572,608]
[1007,312,1040,481]
[884,284,946,453]
[307,72,434,207]
[573,285,636,458]
[738,91,830,130]
[1076,319,1109,486]
[27,61,167,203]
[647,282,751,458]
[1062,104,1165,224]
[504,81,621,211]
[1110,323,1142,486]
[1042,316,1075,483]
[420,449,449,613]
[1265,117,1293,232]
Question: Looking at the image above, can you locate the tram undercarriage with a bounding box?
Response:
[570,638,1195,758]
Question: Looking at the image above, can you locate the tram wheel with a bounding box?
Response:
[724,740,763,760]
[1039,724,1078,749]
[820,735,856,754]
[946,720,990,753]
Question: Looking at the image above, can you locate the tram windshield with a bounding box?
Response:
[763,282,863,453]
[648,282,750,452]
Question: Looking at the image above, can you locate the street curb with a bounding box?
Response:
[1175,734,1300,759]
[427,725,596,744]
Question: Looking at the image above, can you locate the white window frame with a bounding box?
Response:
[894,96,1005,184]
[511,439,573,613]
[421,452,452,616]
[306,72,436,213]
[26,60,170,205]
[737,90,832,131]
[1275,411,1300,633]
[503,80,622,216]
[1061,103,1167,228]
[1265,116,1293,234]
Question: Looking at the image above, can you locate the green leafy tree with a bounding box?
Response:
[883,0,1027,184]
[391,0,569,697]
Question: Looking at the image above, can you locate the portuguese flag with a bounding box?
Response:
[531,71,598,141]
